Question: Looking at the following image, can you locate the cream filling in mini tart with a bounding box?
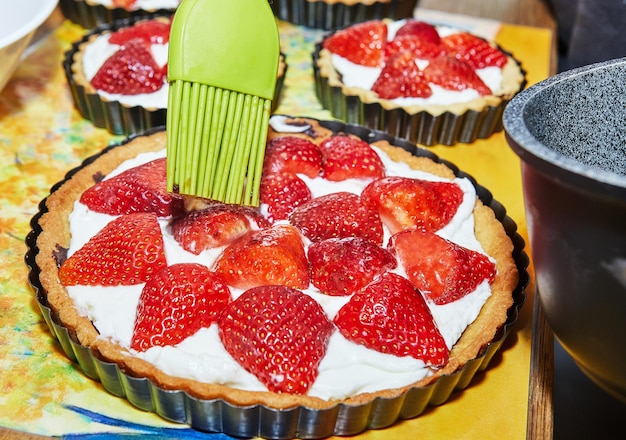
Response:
[56,117,512,403]
[317,19,525,117]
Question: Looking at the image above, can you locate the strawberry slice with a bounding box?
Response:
[218,285,334,394]
[131,263,231,351]
[423,55,492,95]
[319,135,385,181]
[289,192,384,245]
[384,35,447,61]
[59,212,167,286]
[214,224,309,289]
[372,51,433,99]
[260,172,312,223]
[308,237,397,296]
[334,272,449,366]
[322,20,387,67]
[441,32,508,69]
[389,230,497,305]
[263,136,323,178]
[362,176,464,234]
[394,20,441,45]
[80,158,184,218]
[91,39,166,95]
[108,19,172,46]
[171,203,268,255]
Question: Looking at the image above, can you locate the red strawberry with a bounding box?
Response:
[112,0,136,8]
[384,35,447,61]
[108,19,172,46]
[263,136,323,178]
[171,203,268,255]
[372,51,433,99]
[322,20,387,67]
[308,237,397,296]
[131,263,231,351]
[80,158,184,218]
[90,39,166,95]
[362,176,464,234]
[260,172,312,223]
[334,272,449,366]
[441,32,508,69]
[289,192,383,245]
[394,20,441,45]
[59,212,167,286]
[423,55,492,95]
[218,285,334,394]
[214,224,309,289]
[389,230,497,305]
[319,135,385,181]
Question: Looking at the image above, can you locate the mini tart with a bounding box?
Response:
[59,0,181,29]
[313,20,527,146]
[28,118,527,438]
[64,14,287,136]
[270,0,418,30]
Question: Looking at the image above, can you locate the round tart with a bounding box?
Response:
[64,14,287,135]
[27,117,527,438]
[314,19,527,145]
[59,0,181,29]
[270,0,418,30]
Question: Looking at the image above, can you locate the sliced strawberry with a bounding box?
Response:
[334,272,449,366]
[362,176,464,234]
[112,0,136,9]
[394,20,441,45]
[108,19,172,46]
[372,51,433,99]
[289,192,383,245]
[384,35,447,61]
[59,212,167,286]
[131,263,231,351]
[80,158,184,218]
[389,230,497,305]
[263,136,323,178]
[260,172,312,223]
[322,20,387,67]
[441,32,508,69]
[423,55,491,95]
[218,285,334,394]
[308,237,397,296]
[171,203,268,255]
[91,39,166,95]
[214,224,309,289]
[319,135,385,181]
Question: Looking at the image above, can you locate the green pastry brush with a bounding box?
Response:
[166,0,280,206]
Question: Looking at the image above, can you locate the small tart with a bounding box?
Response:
[59,0,181,28]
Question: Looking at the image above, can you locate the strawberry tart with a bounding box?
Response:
[64,15,287,135]
[270,0,418,30]
[314,19,527,145]
[59,0,181,28]
[29,116,526,438]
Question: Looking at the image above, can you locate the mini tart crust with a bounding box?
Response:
[36,120,518,410]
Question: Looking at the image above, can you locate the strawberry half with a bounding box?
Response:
[384,35,447,61]
[319,135,385,181]
[441,32,508,69]
[362,176,464,234]
[260,172,312,223]
[322,20,387,67]
[90,38,166,95]
[214,224,309,289]
[263,136,323,178]
[372,50,433,99]
[389,230,497,305]
[394,20,441,45]
[308,237,397,296]
[334,272,449,366]
[108,19,172,46]
[131,263,231,351]
[171,203,268,255]
[423,55,492,96]
[80,158,184,218]
[218,285,334,394]
[289,192,384,245]
[59,212,167,286]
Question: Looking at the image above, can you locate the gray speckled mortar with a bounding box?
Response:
[503,57,626,403]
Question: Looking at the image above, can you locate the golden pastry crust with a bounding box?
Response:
[35,120,518,411]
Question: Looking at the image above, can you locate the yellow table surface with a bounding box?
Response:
[0,8,551,439]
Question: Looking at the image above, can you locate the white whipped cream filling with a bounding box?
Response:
[89,0,180,11]
[65,123,493,400]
